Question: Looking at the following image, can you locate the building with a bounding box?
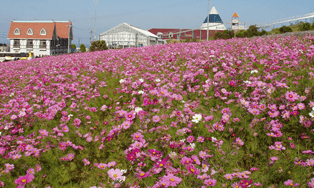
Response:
[0,43,9,52]
[201,6,226,31]
[231,12,245,32]
[149,6,225,40]
[7,20,73,57]
[99,23,162,49]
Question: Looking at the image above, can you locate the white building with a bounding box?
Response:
[7,20,73,57]
[99,23,162,49]
[201,6,227,30]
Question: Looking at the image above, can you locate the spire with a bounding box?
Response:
[232,12,239,17]
[209,6,219,15]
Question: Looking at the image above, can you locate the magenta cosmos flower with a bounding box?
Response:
[107,168,124,181]
[285,91,299,102]
[161,174,182,187]
[14,174,34,186]
[125,112,135,121]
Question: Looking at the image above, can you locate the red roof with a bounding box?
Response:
[7,21,72,39]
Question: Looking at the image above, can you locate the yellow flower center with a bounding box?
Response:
[114,174,117,177]
[140,173,144,176]
[170,178,175,182]
[22,179,26,183]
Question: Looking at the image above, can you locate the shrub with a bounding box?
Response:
[89,40,108,52]
[298,22,312,31]
[80,44,86,53]
[71,44,76,49]
[279,26,292,34]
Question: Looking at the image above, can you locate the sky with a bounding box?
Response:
[0,0,314,48]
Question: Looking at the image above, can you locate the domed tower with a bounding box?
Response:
[201,6,226,30]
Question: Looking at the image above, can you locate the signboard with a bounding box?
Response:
[239,26,245,30]
[232,26,239,30]
[232,20,239,23]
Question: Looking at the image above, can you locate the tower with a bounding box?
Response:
[231,12,239,32]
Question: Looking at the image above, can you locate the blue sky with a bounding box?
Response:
[0,0,314,47]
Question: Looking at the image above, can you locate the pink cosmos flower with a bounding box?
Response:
[70,103,76,108]
[39,129,49,136]
[11,115,17,120]
[186,164,200,175]
[191,155,201,165]
[204,178,217,186]
[268,110,280,118]
[161,174,182,187]
[197,136,204,143]
[14,173,34,186]
[100,105,107,111]
[83,158,90,166]
[62,126,69,132]
[107,161,116,168]
[26,168,35,175]
[67,153,75,161]
[98,163,107,170]
[290,143,295,149]
[137,170,150,179]
[35,164,41,172]
[235,137,244,146]
[187,136,195,143]
[152,115,160,122]
[108,168,124,181]
[284,179,299,186]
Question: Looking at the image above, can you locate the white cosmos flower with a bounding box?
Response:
[211,137,217,142]
[190,143,196,148]
[139,78,144,82]
[169,151,177,158]
[120,169,127,173]
[135,107,143,113]
[119,79,125,83]
[4,126,9,130]
[309,111,314,118]
[9,93,14,97]
[180,139,185,142]
[192,114,202,123]
[155,78,160,82]
[0,132,1,136]
[209,55,215,58]
[250,70,258,74]
[138,90,144,95]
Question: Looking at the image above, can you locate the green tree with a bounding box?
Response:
[89,40,108,52]
[247,25,259,37]
[279,26,292,33]
[298,22,312,31]
[71,44,76,49]
[80,44,86,53]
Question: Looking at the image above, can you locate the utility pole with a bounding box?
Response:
[78,38,80,47]
[67,20,72,54]
[207,0,209,41]
[94,0,98,41]
[90,30,93,44]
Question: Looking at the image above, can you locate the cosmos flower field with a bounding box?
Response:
[0,34,314,188]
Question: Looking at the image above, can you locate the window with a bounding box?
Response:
[40,28,46,35]
[26,40,33,48]
[13,39,20,48]
[39,40,46,48]
[27,28,33,35]
[14,28,20,35]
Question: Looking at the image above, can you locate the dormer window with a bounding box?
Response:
[40,28,47,35]
[27,28,33,35]
[14,28,20,35]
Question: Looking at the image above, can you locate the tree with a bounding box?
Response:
[89,40,108,52]
[71,44,76,49]
[279,26,292,33]
[80,44,86,53]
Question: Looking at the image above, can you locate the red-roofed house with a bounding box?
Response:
[7,20,73,57]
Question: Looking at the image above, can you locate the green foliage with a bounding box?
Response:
[214,30,234,40]
[298,22,312,31]
[279,26,292,34]
[80,44,86,53]
[71,44,76,49]
[89,40,108,52]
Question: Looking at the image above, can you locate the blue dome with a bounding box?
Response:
[203,15,223,23]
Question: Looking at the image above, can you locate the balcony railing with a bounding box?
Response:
[26,44,33,48]
[13,44,20,48]
[39,45,46,48]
